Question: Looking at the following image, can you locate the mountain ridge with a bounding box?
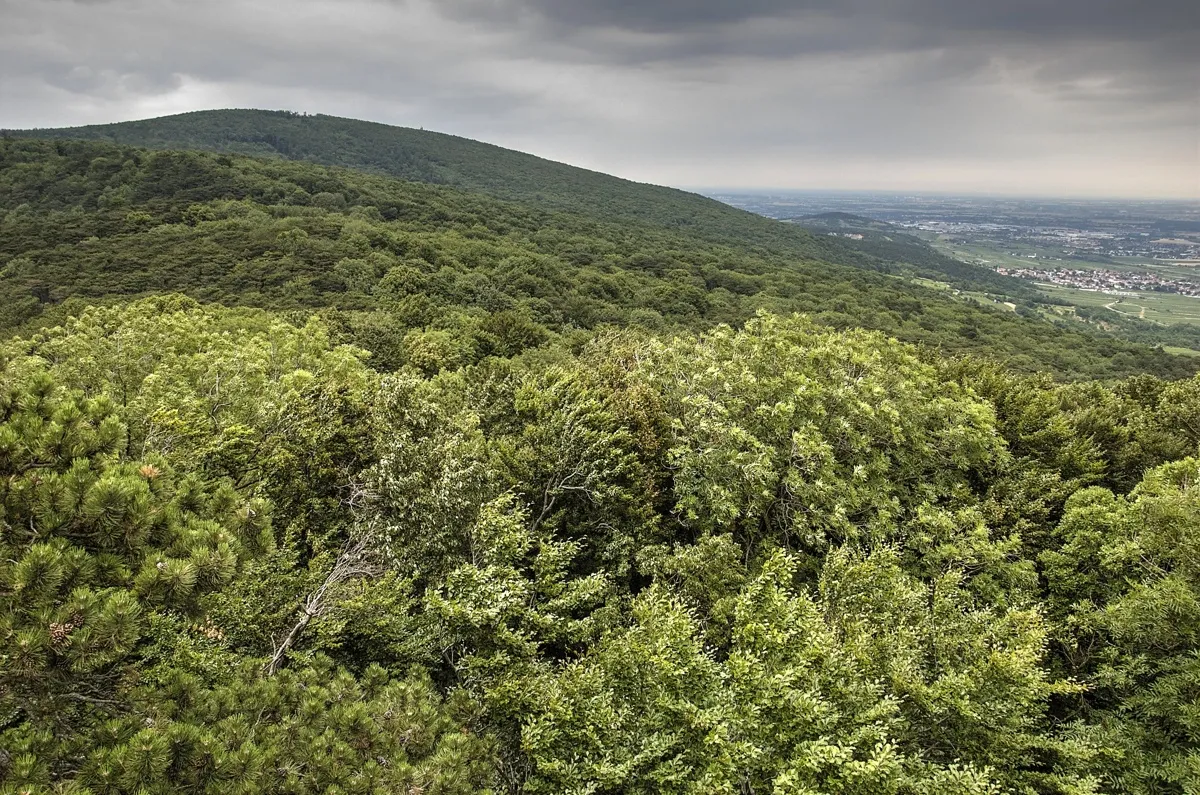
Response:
[7,109,1032,296]
[6,109,826,252]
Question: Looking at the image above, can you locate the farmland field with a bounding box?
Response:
[1035,283,1200,326]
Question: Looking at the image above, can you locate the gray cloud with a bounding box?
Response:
[510,0,1197,37]
[0,0,1196,197]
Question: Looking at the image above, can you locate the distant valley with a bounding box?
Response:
[712,190,1200,352]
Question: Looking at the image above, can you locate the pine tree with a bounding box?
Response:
[0,364,270,785]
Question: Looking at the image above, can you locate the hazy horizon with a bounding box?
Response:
[2,0,1196,199]
[699,186,1200,204]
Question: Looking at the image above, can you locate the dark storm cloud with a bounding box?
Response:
[497,0,1197,38]
[457,0,1199,82]
[0,0,1196,196]
[436,0,1198,126]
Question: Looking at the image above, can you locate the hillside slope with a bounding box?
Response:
[9,110,821,248]
[790,213,1045,299]
[0,136,1193,380]
[7,109,1029,297]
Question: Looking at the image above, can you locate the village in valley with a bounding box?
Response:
[992,264,1200,297]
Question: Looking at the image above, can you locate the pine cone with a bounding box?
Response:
[49,620,76,649]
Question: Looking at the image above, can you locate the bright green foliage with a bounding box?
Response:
[351,314,1199,791]
[427,495,615,681]
[0,363,271,761]
[811,549,1090,792]
[1044,459,1200,793]
[4,297,371,482]
[2,298,380,647]
[520,588,735,794]
[641,313,1004,558]
[0,360,498,795]
[522,551,1093,794]
[371,369,495,577]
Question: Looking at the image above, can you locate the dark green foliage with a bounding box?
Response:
[4,109,881,259]
[8,655,494,794]
[0,325,497,794]
[0,137,1195,380]
[1042,460,1200,792]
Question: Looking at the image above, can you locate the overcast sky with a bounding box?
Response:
[1,0,1197,198]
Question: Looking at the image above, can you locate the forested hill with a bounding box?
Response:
[0,136,1193,380]
[7,109,1029,296]
[9,109,822,250]
[795,211,897,231]
[789,212,1044,299]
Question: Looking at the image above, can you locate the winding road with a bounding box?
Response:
[1104,300,1146,319]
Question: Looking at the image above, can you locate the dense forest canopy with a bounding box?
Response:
[7,110,1052,297]
[0,114,1198,794]
[1,137,1193,380]
[8,110,851,251]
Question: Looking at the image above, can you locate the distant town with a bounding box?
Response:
[993,265,1200,297]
